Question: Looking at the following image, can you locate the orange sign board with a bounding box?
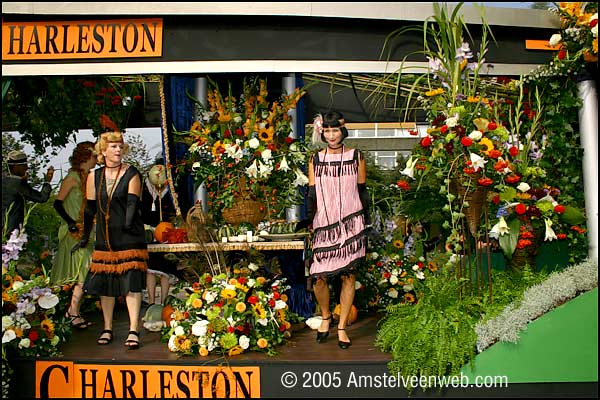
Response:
[525,39,560,51]
[35,361,260,398]
[2,18,163,60]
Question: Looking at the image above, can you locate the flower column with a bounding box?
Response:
[283,73,301,222]
[575,69,598,262]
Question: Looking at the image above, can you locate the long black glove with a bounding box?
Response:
[305,185,317,222]
[53,199,78,233]
[71,199,96,254]
[358,183,371,226]
[123,193,139,233]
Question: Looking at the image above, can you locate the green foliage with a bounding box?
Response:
[22,199,61,265]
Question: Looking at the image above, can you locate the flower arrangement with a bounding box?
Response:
[163,262,295,357]
[551,2,598,64]
[2,226,71,399]
[175,77,309,223]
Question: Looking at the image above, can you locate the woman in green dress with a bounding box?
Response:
[50,141,98,329]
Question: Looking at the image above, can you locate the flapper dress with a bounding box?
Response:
[50,171,94,285]
[310,148,367,278]
[83,166,148,296]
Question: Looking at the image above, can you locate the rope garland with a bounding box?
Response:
[159,75,183,218]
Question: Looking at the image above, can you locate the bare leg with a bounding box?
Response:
[67,283,91,327]
[98,296,115,342]
[313,278,331,332]
[146,272,156,304]
[337,274,356,343]
[159,275,170,304]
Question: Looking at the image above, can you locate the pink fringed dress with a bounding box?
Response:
[310,148,367,278]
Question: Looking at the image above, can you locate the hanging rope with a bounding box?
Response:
[159,75,183,218]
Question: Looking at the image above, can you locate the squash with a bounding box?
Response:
[162,303,175,325]
[154,221,175,243]
[333,304,358,325]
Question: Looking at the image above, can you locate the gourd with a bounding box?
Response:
[218,224,236,239]
[333,304,358,325]
[154,221,175,242]
[269,221,298,234]
[162,303,175,324]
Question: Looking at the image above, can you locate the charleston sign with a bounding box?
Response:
[2,18,163,60]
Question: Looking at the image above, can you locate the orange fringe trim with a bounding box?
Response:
[90,249,149,275]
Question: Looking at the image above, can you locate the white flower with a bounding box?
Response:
[274,300,287,310]
[470,152,487,171]
[446,116,459,127]
[354,280,363,290]
[549,33,562,46]
[401,156,417,179]
[174,325,186,336]
[305,317,323,330]
[245,160,259,179]
[191,161,201,172]
[389,275,399,285]
[191,320,209,337]
[12,281,24,291]
[592,24,598,38]
[489,216,510,239]
[468,130,483,141]
[247,278,256,288]
[38,293,59,309]
[204,291,217,304]
[412,264,419,271]
[18,338,31,349]
[415,271,425,280]
[248,137,260,149]
[278,156,290,172]
[23,301,36,315]
[388,288,399,298]
[258,161,273,179]
[544,218,557,242]
[168,335,178,352]
[516,182,531,193]
[257,318,268,326]
[292,168,308,187]
[261,149,272,162]
[239,335,250,349]
[2,315,14,331]
[2,329,16,344]
[248,262,259,272]
[225,143,244,161]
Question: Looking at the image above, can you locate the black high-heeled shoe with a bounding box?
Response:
[337,328,352,349]
[316,315,332,343]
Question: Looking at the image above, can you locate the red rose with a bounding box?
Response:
[440,125,449,134]
[247,296,259,305]
[515,203,527,215]
[558,49,566,60]
[273,292,281,300]
[227,326,235,333]
[420,136,432,147]
[460,137,473,147]
[505,175,521,184]
[285,136,293,144]
[236,128,245,136]
[487,122,497,131]
[268,299,276,308]
[590,18,598,28]
[554,204,565,214]
[509,146,519,157]
[133,95,142,101]
[492,194,500,205]
[397,180,410,190]
[28,330,39,342]
[556,233,567,240]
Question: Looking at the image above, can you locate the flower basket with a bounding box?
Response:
[450,177,486,236]
[508,226,543,272]
[221,197,265,227]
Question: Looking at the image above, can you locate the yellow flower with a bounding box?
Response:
[425,88,444,97]
[192,298,203,308]
[404,293,416,303]
[229,278,238,285]
[257,338,269,349]
[199,346,209,357]
[41,318,55,337]
[220,288,237,299]
[479,137,495,156]
[393,240,404,249]
[228,345,245,356]
[235,302,247,313]
[256,276,266,286]
[280,294,288,302]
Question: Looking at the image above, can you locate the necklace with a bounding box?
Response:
[105,163,122,169]
[97,164,123,251]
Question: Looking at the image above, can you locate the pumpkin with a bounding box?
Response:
[162,303,175,324]
[333,304,358,325]
[154,221,175,242]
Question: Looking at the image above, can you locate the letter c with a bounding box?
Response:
[39,364,69,398]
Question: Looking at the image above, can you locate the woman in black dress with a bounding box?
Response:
[74,131,148,349]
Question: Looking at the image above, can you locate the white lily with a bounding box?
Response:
[470,152,487,171]
[261,148,273,162]
[401,156,417,179]
[278,156,290,172]
[245,160,258,179]
[292,168,309,187]
[544,218,557,241]
[489,216,510,239]
[258,160,272,179]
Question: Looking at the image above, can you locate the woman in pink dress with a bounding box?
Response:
[306,111,369,349]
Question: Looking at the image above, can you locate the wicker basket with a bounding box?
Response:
[186,203,212,242]
[221,197,265,227]
[451,176,486,236]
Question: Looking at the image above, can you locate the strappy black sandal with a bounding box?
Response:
[316,314,332,343]
[97,329,113,345]
[66,312,93,330]
[124,330,140,350]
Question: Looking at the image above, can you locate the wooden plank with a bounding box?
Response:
[148,241,305,252]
